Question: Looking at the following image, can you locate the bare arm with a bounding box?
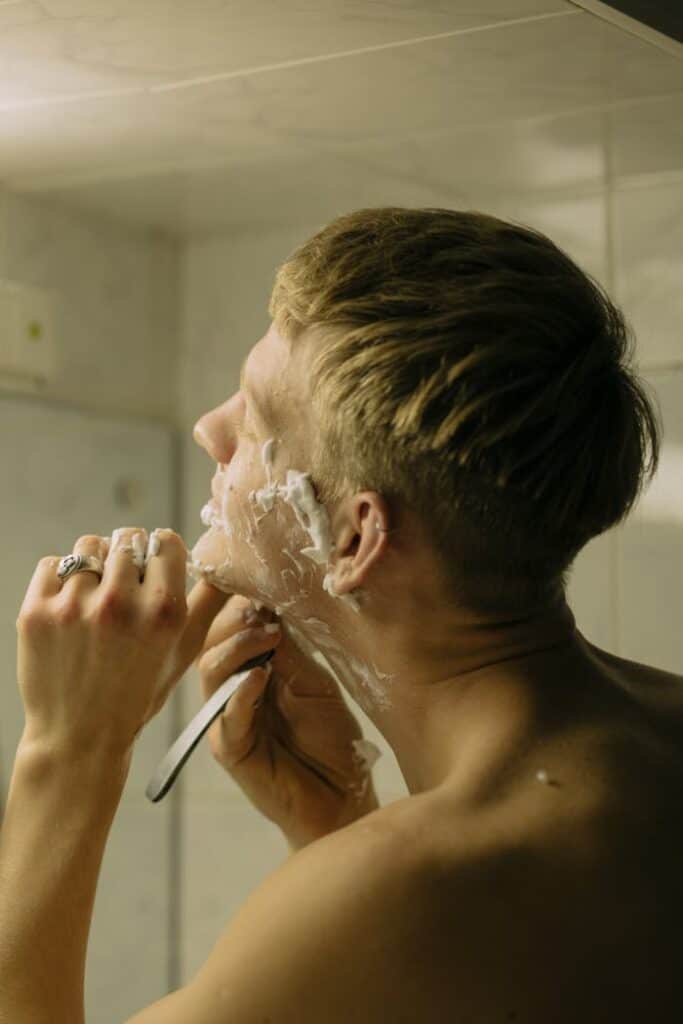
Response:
[0,736,130,1024]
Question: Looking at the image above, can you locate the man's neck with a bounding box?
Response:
[283,594,583,795]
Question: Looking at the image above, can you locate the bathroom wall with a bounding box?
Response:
[0,189,184,1017]
[0,187,181,426]
[176,94,682,984]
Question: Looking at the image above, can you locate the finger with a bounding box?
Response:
[197,594,267,662]
[20,555,67,609]
[198,625,281,697]
[101,527,148,590]
[57,534,108,599]
[218,663,272,744]
[142,528,188,604]
[174,579,232,676]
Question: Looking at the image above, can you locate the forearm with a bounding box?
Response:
[0,734,129,1024]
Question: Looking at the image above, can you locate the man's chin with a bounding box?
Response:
[190,527,267,605]
[190,527,236,583]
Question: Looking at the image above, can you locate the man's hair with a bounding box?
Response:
[268,206,662,617]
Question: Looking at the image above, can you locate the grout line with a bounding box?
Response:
[151,10,582,94]
[0,9,582,112]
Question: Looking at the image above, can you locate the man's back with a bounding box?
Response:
[129,640,682,1024]
[389,639,683,1021]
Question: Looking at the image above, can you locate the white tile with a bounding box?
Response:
[612,180,683,367]
[566,531,616,650]
[0,1,572,105]
[179,795,289,986]
[0,396,177,802]
[609,95,683,183]
[0,192,181,424]
[6,8,683,237]
[618,369,683,672]
[85,796,172,1024]
[43,109,613,240]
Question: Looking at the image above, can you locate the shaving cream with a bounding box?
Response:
[187,437,391,769]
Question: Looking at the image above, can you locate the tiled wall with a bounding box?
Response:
[177,96,682,985]
[0,188,181,426]
[0,192,184,1017]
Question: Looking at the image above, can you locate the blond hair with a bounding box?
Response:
[268,207,662,616]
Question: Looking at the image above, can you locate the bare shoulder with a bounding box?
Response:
[126,785,682,1024]
[128,797,549,1024]
[390,780,683,1023]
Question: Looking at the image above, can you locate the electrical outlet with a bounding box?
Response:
[0,280,57,382]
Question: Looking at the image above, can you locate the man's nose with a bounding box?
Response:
[193,416,211,452]
[193,407,237,463]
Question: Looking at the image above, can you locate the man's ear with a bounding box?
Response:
[328,494,391,596]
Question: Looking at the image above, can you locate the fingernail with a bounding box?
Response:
[146,531,161,562]
[263,623,280,634]
[131,530,148,570]
[243,607,259,625]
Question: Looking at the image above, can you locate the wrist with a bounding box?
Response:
[17,727,132,790]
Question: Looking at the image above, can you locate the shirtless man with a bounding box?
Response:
[4,283,680,1019]
[126,318,680,1023]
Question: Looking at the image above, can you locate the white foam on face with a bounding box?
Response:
[249,440,361,613]
[188,435,397,712]
[297,616,394,710]
[282,547,308,577]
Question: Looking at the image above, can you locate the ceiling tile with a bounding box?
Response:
[1,3,682,235]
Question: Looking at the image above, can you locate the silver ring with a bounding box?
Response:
[57,553,105,582]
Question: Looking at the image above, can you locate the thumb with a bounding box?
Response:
[175,579,232,675]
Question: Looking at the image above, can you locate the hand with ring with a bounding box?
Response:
[15,527,231,760]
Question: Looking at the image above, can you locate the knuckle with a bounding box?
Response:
[147,591,185,629]
[53,599,82,626]
[93,590,136,628]
[16,606,47,633]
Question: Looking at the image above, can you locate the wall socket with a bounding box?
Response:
[0,279,58,383]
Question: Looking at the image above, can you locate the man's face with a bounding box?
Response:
[191,322,317,609]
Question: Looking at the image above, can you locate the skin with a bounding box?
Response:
[192,320,598,798]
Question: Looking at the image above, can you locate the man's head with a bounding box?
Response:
[190,320,418,624]
[192,205,661,628]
